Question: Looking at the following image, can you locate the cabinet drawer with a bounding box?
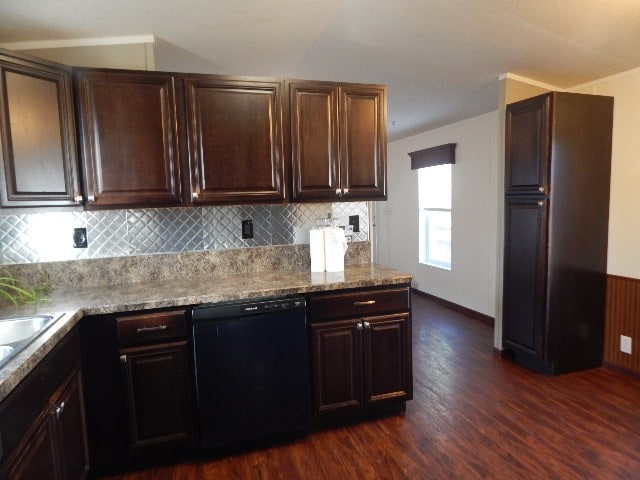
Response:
[308,287,410,322]
[117,310,186,348]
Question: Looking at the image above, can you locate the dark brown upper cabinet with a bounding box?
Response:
[504,93,550,195]
[0,49,81,207]
[183,75,286,204]
[289,80,387,202]
[74,69,183,208]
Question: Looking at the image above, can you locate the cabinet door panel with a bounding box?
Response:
[503,197,548,358]
[340,85,386,199]
[184,77,285,203]
[55,370,89,480]
[0,54,80,207]
[290,82,339,200]
[75,70,182,207]
[310,319,362,415]
[121,341,191,448]
[505,94,550,194]
[363,313,412,405]
[2,415,58,480]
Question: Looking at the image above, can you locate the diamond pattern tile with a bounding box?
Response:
[270,205,295,246]
[203,205,271,250]
[332,202,369,242]
[0,202,370,266]
[128,207,204,254]
[86,210,129,258]
[0,214,38,264]
[271,204,332,245]
[27,212,79,262]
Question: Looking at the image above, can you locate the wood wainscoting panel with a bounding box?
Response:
[605,275,640,374]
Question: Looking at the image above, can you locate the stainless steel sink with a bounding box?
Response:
[0,314,63,369]
[0,345,14,363]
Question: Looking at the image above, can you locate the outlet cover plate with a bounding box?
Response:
[242,219,253,239]
[621,335,632,354]
[348,215,360,233]
[73,227,88,248]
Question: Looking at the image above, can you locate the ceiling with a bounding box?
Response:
[1,0,640,141]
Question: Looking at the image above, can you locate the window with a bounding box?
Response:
[418,164,451,269]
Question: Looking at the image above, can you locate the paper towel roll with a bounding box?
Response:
[324,227,348,272]
[309,228,326,272]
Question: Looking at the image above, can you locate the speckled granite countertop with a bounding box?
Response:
[0,263,411,402]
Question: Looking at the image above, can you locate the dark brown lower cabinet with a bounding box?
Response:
[119,341,191,449]
[0,329,89,480]
[80,309,194,473]
[311,313,411,416]
[308,286,412,419]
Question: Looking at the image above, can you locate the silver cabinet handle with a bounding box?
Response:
[54,401,65,419]
[335,188,341,196]
[538,187,545,193]
[354,300,376,306]
[136,325,168,334]
[537,201,544,207]
[356,322,363,330]
[74,194,83,203]
[343,188,349,195]
[87,194,96,202]
[192,191,199,200]
[120,354,127,364]
[363,321,370,329]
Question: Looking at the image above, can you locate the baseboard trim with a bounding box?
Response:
[411,288,494,326]
[602,362,640,381]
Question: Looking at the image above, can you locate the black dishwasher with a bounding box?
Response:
[191,296,310,451]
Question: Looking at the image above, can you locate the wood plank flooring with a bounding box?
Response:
[95,293,640,479]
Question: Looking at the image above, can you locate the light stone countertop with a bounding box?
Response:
[0,263,411,402]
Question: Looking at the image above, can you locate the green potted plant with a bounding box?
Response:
[0,271,49,307]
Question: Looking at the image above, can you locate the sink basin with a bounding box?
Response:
[0,345,14,363]
[0,315,56,345]
[0,314,63,369]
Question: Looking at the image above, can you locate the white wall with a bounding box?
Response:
[569,68,640,279]
[1,37,156,70]
[374,111,500,317]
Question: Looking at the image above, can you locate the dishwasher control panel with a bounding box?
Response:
[191,296,306,320]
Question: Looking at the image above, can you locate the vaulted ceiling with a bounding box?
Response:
[2,0,639,141]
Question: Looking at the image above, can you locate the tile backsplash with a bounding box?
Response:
[0,202,369,265]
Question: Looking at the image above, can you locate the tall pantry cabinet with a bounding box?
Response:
[502,92,614,374]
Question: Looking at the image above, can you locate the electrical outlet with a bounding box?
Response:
[73,227,88,248]
[620,335,632,354]
[242,219,253,239]
[348,215,360,233]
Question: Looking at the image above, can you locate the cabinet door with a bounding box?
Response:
[120,341,191,449]
[289,81,340,201]
[339,85,386,200]
[505,93,550,194]
[54,369,90,480]
[502,197,548,360]
[362,313,412,406]
[183,76,285,204]
[2,414,58,480]
[75,70,183,208]
[310,319,363,416]
[0,52,80,207]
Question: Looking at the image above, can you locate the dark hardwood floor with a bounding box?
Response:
[95,293,640,479]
